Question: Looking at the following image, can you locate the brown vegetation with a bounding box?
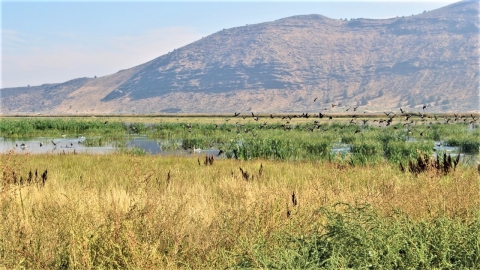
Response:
[1,152,479,268]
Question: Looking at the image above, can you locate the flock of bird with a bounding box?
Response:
[9,101,479,155]
[14,136,85,151]
[180,103,478,156]
[217,104,479,137]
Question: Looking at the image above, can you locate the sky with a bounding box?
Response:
[1,0,461,88]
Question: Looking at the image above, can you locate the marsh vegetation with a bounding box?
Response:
[1,115,479,268]
[1,115,479,163]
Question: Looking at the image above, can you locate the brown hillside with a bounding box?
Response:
[1,0,478,114]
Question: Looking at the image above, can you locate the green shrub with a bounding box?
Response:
[237,203,480,269]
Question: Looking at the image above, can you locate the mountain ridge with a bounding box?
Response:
[1,0,478,114]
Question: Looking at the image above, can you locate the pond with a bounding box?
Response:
[0,136,223,157]
[1,135,478,164]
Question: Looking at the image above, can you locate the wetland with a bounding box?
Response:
[1,114,479,268]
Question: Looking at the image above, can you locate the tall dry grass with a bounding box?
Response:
[1,152,479,268]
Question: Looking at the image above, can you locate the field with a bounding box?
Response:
[1,115,480,268]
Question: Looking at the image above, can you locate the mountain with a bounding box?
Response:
[1,0,478,114]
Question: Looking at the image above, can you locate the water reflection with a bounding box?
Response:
[0,137,116,154]
[0,136,225,157]
[0,136,477,164]
[126,137,161,154]
[331,143,351,155]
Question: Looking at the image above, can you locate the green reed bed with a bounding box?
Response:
[444,133,480,154]
[0,118,127,138]
[224,125,433,164]
[422,123,480,152]
[1,118,478,165]
[383,141,434,163]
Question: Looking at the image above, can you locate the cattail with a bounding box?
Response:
[443,153,449,174]
[41,169,47,186]
[292,191,298,207]
[27,170,32,184]
[453,154,460,169]
[434,155,441,171]
[408,160,416,174]
[447,155,452,172]
[209,155,214,165]
[204,155,214,165]
[167,170,171,185]
[239,167,249,181]
[423,154,429,167]
[417,156,425,172]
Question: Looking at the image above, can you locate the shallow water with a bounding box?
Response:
[0,136,223,157]
[331,143,351,155]
[0,136,117,154]
[1,136,478,164]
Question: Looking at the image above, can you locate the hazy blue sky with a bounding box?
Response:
[2,1,459,88]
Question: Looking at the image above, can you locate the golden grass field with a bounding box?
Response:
[1,152,479,268]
